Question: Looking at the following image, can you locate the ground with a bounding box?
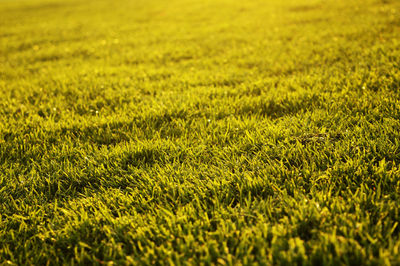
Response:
[0,0,400,264]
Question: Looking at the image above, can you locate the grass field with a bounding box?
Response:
[1,0,400,264]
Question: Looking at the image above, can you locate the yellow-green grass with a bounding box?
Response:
[1,0,400,264]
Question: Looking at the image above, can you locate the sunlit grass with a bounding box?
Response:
[1,0,400,264]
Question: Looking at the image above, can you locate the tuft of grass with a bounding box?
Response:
[1,0,400,264]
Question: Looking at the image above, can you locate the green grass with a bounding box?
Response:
[1,0,400,264]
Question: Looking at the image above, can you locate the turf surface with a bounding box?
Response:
[1,0,400,264]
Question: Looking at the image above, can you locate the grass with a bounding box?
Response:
[1,0,400,264]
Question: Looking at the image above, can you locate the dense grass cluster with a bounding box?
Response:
[1,0,400,264]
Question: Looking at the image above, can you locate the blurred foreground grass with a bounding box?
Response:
[1,0,400,264]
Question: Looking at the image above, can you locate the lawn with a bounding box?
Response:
[1,0,400,264]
